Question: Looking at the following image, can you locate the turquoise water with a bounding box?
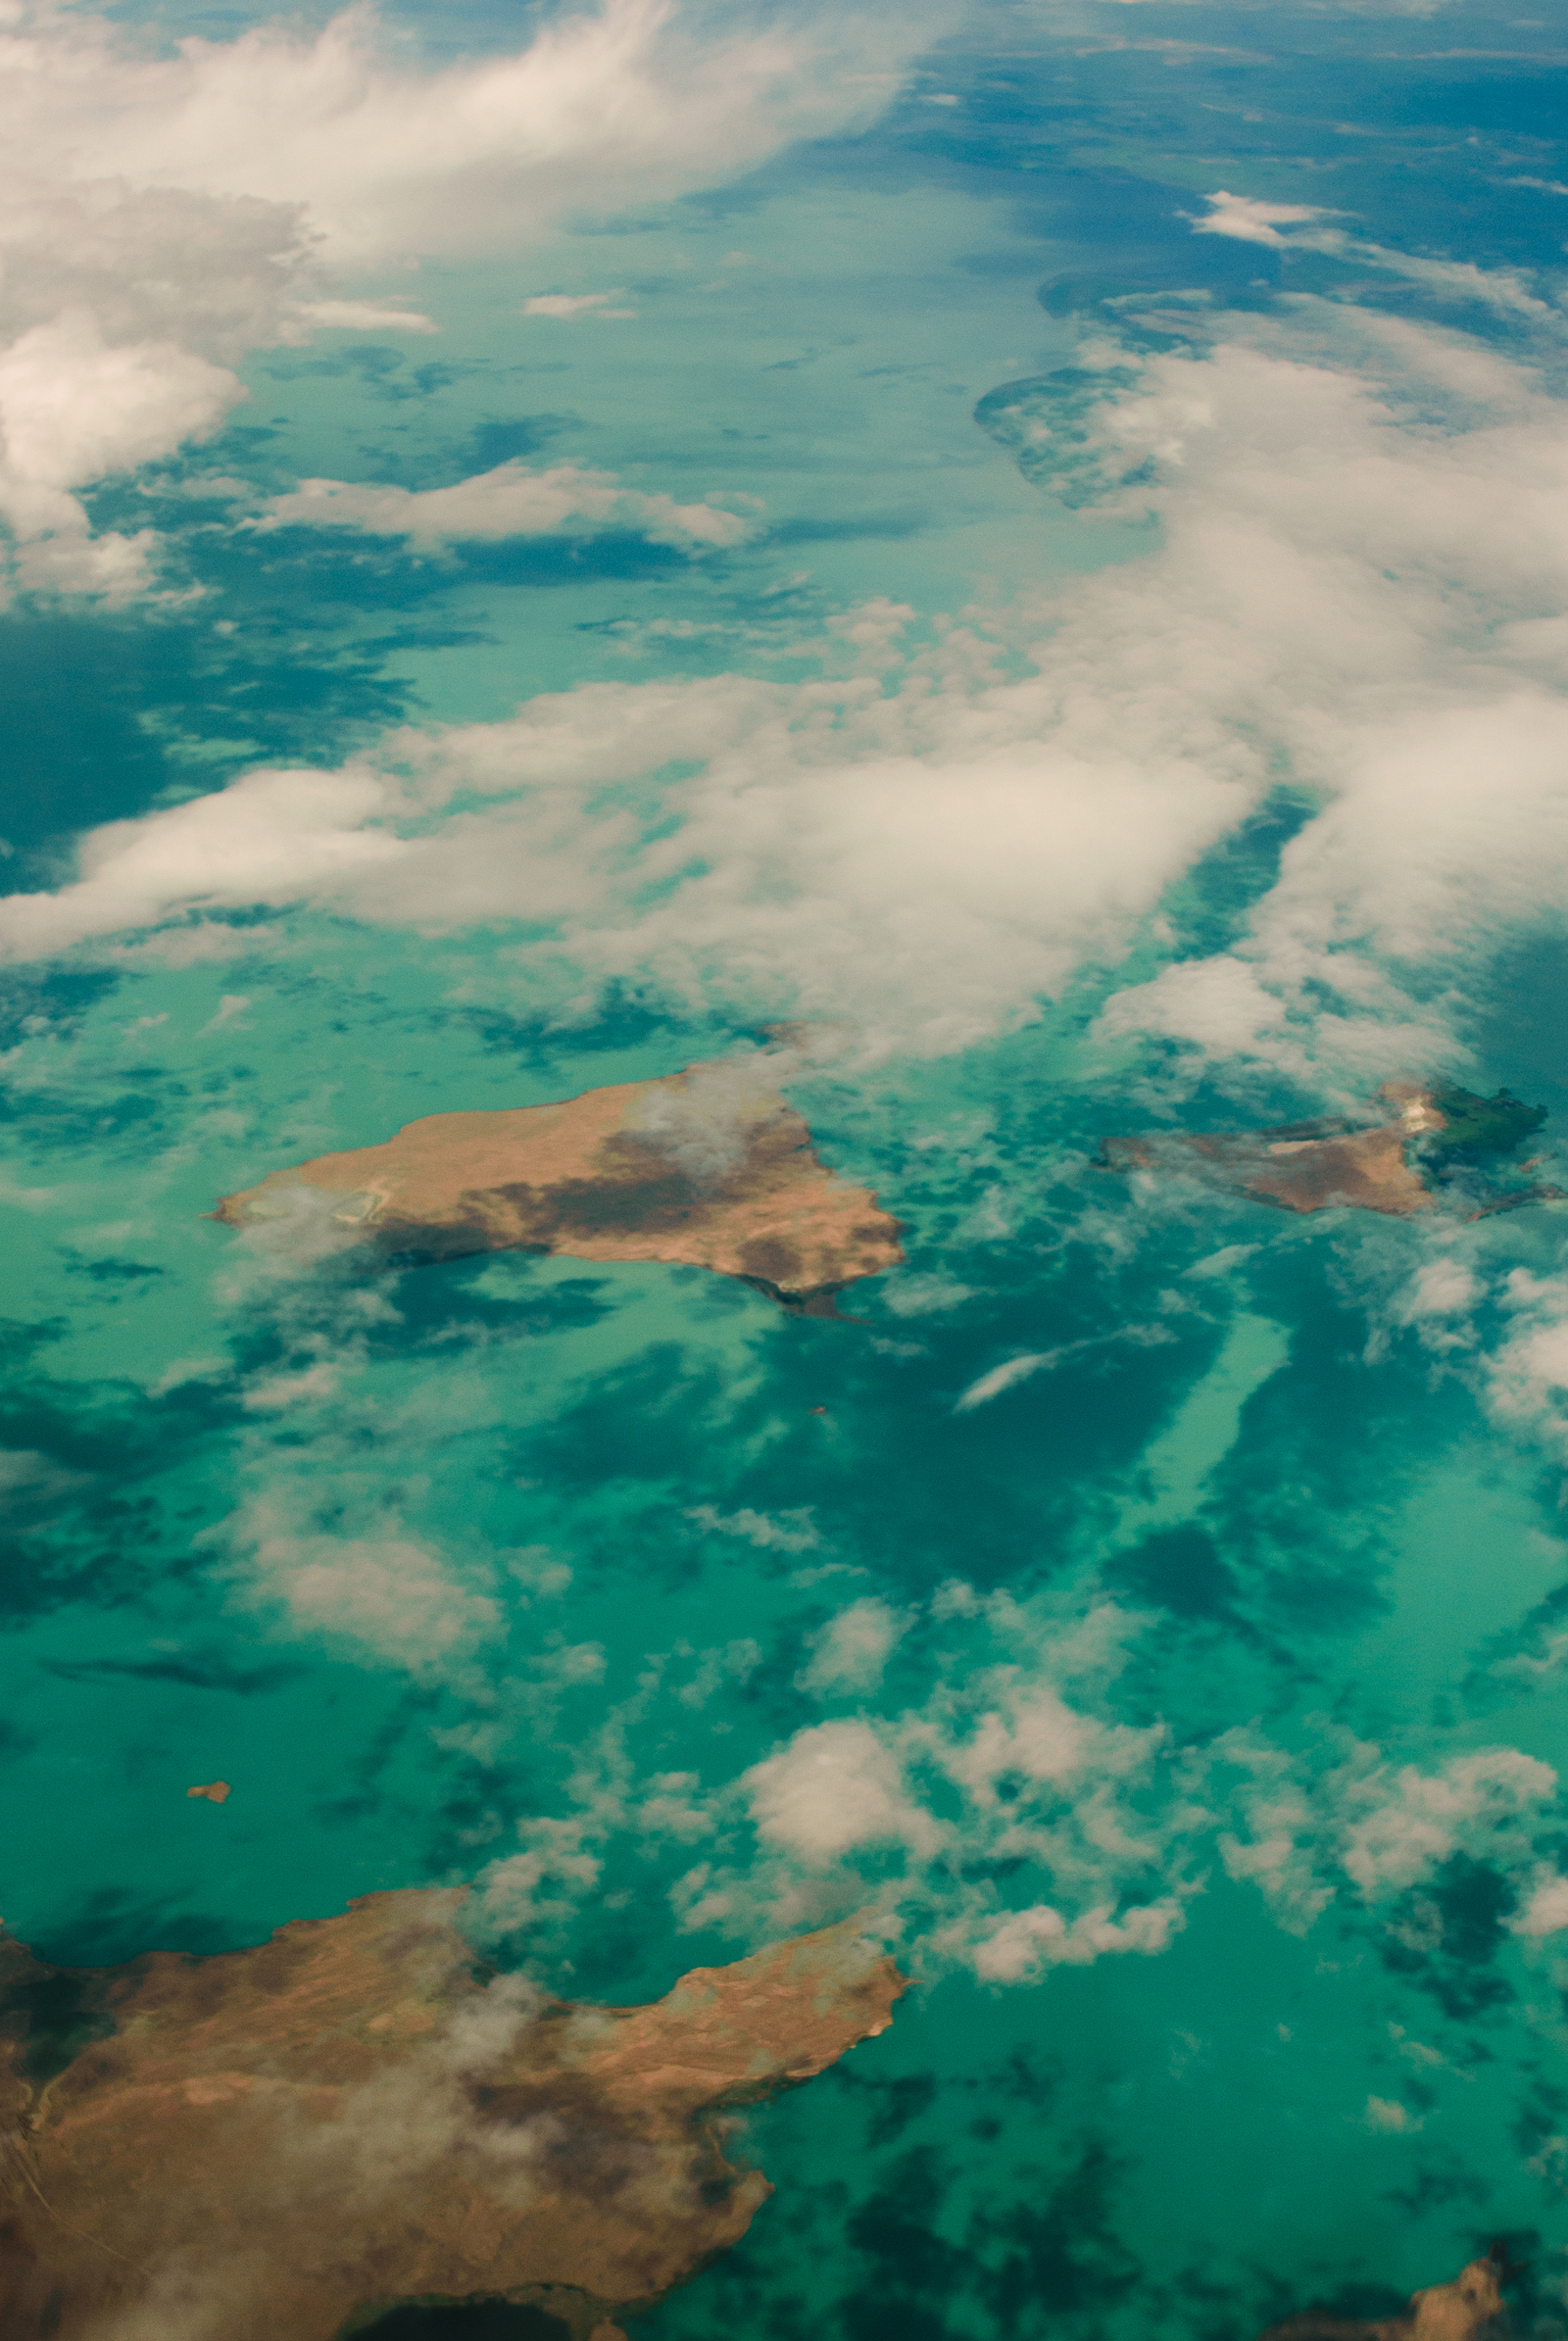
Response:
[10,0,1568,2332]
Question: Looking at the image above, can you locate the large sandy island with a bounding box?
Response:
[0,1891,906,2340]
[214,1060,904,1314]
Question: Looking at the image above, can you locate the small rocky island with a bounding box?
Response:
[1258,2247,1507,2338]
[1099,1081,1560,1219]
[214,1061,904,1315]
[0,1891,906,2339]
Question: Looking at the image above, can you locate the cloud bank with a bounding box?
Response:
[10,303,1568,1077]
[3,0,921,263]
[0,0,920,596]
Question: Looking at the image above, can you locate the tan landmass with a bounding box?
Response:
[1100,1081,1442,1217]
[1100,1079,1440,1217]
[213,1062,904,1315]
[1101,1078,1566,1221]
[185,1780,230,1804]
[1259,2249,1506,2340]
[0,1890,906,2340]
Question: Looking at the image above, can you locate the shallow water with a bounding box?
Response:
[10,0,1568,2332]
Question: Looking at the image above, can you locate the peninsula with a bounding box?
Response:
[1099,1081,1558,1220]
[214,1062,904,1315]
[0,1890,906,2340]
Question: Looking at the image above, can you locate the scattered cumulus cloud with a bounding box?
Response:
[882,1272,975,1317]
[257,461,751,551]
[1513,1870,1568,1936]
[15,302,1568,1073]
[1218,1732,1557,1926]
[969,1897,1185,1983]
[1488,1271,1568,1447]
[522,291,637,318]
[1362,2095,1422,2135]
[287,299,438,332]
[955,1352,1053,1412]
[686,1503,821,1552]
[796,1598,909,1695]
[1192,190,1329,247]
[745,1719,946,1862]
[224,1498,502,1680]
[0,0,922,598]
[0,306,243,597]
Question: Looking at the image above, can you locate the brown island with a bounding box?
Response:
[1099,1080,1562,1220]
[1259,2248,1507,2339]
[0,1890,906,2339]
[214,1061,903,1317]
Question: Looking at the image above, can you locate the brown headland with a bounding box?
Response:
[0,1891,906,2340]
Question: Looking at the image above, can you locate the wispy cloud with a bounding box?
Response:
[256,462,751,551]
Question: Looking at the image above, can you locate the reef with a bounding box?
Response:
[1098,1081,1560,1220]
[214,1063,904,1315]
[0,1890,906,2340]
[1258,2247,1506,2339]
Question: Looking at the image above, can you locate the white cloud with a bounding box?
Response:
[0,309,239,495]
[257,461,751,551]
[449,1567,1563,1989]
[1362,2095,1421,2135]
[745,1719,945,1862]
[0,765,409,958]
[1185,1244,1258,1281]
[1,0,923,265]
[1193,190,1328,247]
[797,1598,909,1695]
[0,660,1252,1048]
[522,291,635,318]
[1513,1870,1568,1936]
[942,1684,1161,1817]
[1219,1733,1558,1921]
[287,299,437,333]
[0,0,921,597]
[0,306,244,596]
[1193,190,1552,318]
[1488,1271,1568,1447]
[970,1896,1184,1982]
[1396,1255,1480,1323]
[686,1502,821,1553]
[882,1272,975,1317]
[227,1499,501,1678]
[1340,1748,1555,1895]
[954,1328,1170,1413]
[1098,954,1289,1056]
[954,1352,1052,1411]
[12,279,1568,1075]
[471,1819,604,1942]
